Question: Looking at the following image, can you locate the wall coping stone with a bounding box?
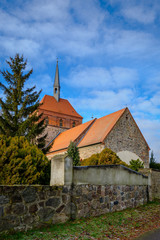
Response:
[74,165,148,179]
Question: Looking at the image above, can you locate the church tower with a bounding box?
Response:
[53,60,60,102]
[39,60,83,145]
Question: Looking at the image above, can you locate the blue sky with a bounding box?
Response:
[0,0,160,161]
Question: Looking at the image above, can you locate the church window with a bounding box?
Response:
[72,121,75,127]
[55,88,57,93]
[59,119,63,127]
[45,117,49,125]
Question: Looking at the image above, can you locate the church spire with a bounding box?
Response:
[53,59,60,102]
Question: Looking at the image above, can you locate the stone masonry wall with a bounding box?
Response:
[0,183,149,233]
[151,170,160,199]
[44,125,66,145]
[71,184,148,219]
[0,185,71,233]
[104,108,149,167]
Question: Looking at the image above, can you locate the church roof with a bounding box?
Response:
[47,107,150,155]
[48,118,95,153]
[78,108,126,147]
[39,95,83,119]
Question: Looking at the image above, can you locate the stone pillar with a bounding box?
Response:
[139,168,152,201]
[50,154,73,186]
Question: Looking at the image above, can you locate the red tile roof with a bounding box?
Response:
[48,119,95,153]
[39,95,83,119]
[78,108,126,147]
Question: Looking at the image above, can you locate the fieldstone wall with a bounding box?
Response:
[44,125,66,145]
[0,185,71,233]
[0,184,149,233]
[71,184,148,219]
[0,161,152,234]
[104,108,149,167]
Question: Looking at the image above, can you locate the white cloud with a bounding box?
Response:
[122,5,156,24]
[103,28,159,59]
[0,0,106,64]
[69,88,134,112]
[131,92,160,116]
[64,66,138,89]
[0,37,40,59]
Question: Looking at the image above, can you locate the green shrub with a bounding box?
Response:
[0,135,50,185]
[67,141,80,166]
[129,159,144,171]
[81,148,129,167]
[81,153,99,166]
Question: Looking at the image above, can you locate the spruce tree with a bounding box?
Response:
[0,54,48,152]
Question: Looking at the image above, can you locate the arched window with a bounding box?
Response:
[55,88,57,94]
[72,121,75,127]
[45,117,49,125]
[59,119,63,127]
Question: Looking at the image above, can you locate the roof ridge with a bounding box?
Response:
[76,118,97,146]
[101,108,126,142]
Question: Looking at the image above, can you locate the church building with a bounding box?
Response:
[47,107,150,168]
[40,61,150,168]
[39,61,83,144]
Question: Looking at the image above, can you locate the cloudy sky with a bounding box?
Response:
[0,0,160,161]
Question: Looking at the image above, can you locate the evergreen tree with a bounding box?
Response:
[0,135,50,185]
[0,54,48,152]
[149,150,160,169]
[67,141,80,166]
[150,150,156,165]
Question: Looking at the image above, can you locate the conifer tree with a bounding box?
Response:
[0,54,48,152]
[150,150,156,165]
[67,141,80,166]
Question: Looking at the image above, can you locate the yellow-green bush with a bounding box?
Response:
[81,148,129,167]
[81,153,99,166]
[0,135,50,185]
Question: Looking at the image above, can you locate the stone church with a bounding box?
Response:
[39,61,83,145]
[40,61,150,167]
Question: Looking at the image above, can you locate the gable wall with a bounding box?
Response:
[104,108,149,167]
[79,143,105,160]
[44,125,66,145]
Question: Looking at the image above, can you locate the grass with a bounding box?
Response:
[1,200,160,240]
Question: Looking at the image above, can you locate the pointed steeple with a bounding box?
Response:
[53,59,60,102]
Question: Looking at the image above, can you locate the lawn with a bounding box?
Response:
[1,200,160,240]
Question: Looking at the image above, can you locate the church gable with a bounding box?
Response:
[104,108,149,167]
